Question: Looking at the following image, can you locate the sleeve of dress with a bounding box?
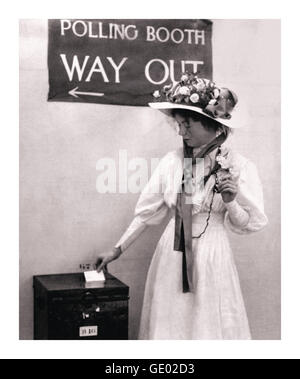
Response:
[224,159,268,234]
[114,152,171,251]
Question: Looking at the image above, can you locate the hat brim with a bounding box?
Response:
[148,102,241,129]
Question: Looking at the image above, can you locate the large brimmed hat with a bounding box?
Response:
[148,73,241,128]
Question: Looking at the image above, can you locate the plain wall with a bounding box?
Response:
[19,19,280,340]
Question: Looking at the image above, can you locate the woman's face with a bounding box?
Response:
[174,114,217,148]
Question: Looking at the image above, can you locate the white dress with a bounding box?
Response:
[115,146,268,340]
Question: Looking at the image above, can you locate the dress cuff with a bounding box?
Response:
[224,200,250,228]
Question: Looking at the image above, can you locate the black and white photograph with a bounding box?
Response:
[18,17,281,343]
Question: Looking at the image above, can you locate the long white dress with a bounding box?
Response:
[115,146,268,340]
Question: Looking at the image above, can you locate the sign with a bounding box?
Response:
[79,326,98,337]
[48,19,213,106]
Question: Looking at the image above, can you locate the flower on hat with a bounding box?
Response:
[181,74,189,83]
[153,90,161,99]
[190,93,200,103]
[179,86,190,96]
[195,82,206,91]
[213,88,220,98]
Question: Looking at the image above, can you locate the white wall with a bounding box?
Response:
[19,19,280,340]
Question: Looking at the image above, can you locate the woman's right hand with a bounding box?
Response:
[96,247,122,272]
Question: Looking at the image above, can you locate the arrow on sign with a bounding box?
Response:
[69,87,105,98]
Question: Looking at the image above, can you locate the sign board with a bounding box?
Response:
[48,19,213,106]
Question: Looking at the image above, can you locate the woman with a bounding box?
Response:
[96,74,268,340]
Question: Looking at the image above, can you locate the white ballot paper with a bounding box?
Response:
[84,270,106,283]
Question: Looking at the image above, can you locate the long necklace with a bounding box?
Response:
[192,146,222,239]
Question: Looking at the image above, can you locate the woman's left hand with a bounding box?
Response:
[216,172,238,203]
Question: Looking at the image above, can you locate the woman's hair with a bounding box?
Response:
[170,108,231,135]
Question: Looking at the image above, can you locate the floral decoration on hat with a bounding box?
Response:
[152,72,238,121]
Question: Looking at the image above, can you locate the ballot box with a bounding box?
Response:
[33,272,129,340]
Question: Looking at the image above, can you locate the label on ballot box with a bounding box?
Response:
[79,326,98,337]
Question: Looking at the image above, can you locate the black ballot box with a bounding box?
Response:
[33,272,129,340]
